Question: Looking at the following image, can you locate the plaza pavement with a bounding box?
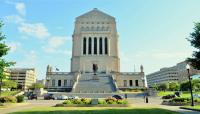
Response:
[0,97,199,114]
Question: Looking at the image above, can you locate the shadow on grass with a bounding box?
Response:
[9,108,180,114]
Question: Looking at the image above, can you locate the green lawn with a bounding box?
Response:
[9,107,180,114]
[184,105,200,110]
[1,91,18,97]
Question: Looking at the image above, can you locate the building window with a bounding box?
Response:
[124,80,127,87]
[135,80,139,87]
[83,37,86,54]
[99,37,102,54]
[105,37,108,54]
[64,80,67,87]
[88,37,92,54]
[70,80,73,86]
[52,80,55,87]
[129,80,133,86]
[58,80,61,87]
[94,37,97,54]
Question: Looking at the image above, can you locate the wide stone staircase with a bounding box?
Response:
[72,73,117,93]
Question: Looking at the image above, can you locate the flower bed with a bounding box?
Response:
[55,98,129,107]
[162,97,200,106]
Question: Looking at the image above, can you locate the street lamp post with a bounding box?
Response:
[186,64,194,106]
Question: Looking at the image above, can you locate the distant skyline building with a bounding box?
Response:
[146,61,200,86]
[9,68,36,90]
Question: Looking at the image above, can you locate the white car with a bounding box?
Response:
[56,95,68,100]
[193,94,200,98]
[68,96,79,100]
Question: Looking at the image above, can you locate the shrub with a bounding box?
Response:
[0,96,17,103]
[63,100,72,104]
[71,99,84,104]
[117,100,128,104]
[98,99,107,104]
[81,98,91,104]
[170,97,189,103]
[16,95,24,103]
[162,94,175,99]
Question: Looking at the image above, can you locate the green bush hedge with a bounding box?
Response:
[0,96,17,103]
[62,98,128,105]
[16,95,24,103]
[169,97,200,103]
[63,98,92,105]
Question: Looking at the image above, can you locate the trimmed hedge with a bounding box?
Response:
[16,95,24,103]
[62,98,128,105]
[0,96,17,103]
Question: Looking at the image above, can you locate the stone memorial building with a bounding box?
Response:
[45,8,145,93]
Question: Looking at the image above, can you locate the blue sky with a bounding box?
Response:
[0,0,200,80]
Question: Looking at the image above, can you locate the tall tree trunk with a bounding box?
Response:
[0,78,2,97]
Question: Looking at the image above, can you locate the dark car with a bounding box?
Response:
[44,94,55,100]
[112,95,123,100]
[28,94,37,100]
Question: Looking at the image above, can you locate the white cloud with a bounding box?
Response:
[7,42,21,52]
[42,36,71,55]
[15,2,26,16]
[4,15,24,24]
[18,23,50,39]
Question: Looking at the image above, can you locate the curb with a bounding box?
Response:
[180,107,200,112]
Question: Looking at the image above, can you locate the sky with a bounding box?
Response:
[0,0,200,80]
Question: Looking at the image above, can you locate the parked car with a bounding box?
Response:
[193,94,200,98]
[112,95,123,100]
[28,94,37,100]
[44,94,55,100]
[68,96,79,100]
[57,95,68,100]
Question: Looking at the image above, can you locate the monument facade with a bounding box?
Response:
[45,8,145,93]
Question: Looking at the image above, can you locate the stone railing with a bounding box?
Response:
[110,74,119,91]
[72,73,81,92]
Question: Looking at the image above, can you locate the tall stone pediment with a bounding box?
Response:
[76,8,115,21]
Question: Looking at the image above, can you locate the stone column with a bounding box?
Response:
[91,37,94,55]
[108,38,110,56]
[81,37,83,55]
[97,37,99,55]
[102,37,105,55]
[86,37,88,55]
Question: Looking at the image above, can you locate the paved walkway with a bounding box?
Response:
[0,98,199,114]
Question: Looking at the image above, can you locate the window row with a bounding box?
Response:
[123,80,139,87]
[83,37,108,55]
[51,79,73,87]
[80,22,110,24]
[81,26,109,31]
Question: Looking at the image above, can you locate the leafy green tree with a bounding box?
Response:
[180,79,200,91]
[29,83,44,90]
[2,80,17,90]
[169,82,180,91]
[0,21,15,96]
[152,83,158,90]
[187,22,200,69]
[158,83,169,91]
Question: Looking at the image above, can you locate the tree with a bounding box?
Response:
[152,83,158,90]
[158,83,169,91]
[180,79,200,91]
[29,83,44,90]
[187,22,200,69]
[0,21,15,96]
[169,82,180,91]
[2,80,17,90]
